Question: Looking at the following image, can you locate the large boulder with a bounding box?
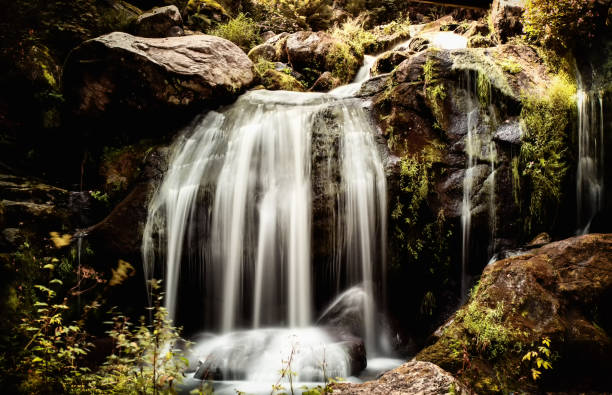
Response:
[132,5,183,38]
[417,234,612,393]
[491,0,525,43]
[332,360,471,394]
[63,32,255,118]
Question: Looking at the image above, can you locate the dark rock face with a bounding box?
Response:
[332,360,471,394]
[417,233,612,393]
[371,50,411,76]
[0,174,101,251]
[86,146,169,260]
[310,71,340,92]
[491,0,525,43]
[63,32,255,118]
[132,6,183,38]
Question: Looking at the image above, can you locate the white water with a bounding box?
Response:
[459,71,497,299]
[576,73,605,234]
[142,66,390,383]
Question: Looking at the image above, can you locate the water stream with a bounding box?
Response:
[142,44,398,391]
[576,70,605,234]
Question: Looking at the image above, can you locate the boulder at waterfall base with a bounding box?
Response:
[417,233,612,393]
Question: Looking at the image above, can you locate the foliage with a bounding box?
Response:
[329,16,377,57]
[210,13,260,52]
[522,337,553,381]
[0,241,189,394]
[523,0,609,50]
[275,0,333,31]
[86,280,189,394]
[518,74,576,234]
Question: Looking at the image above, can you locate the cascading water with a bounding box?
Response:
[576,71,605,234]
[459,71,497,299]
[142,53,393,389]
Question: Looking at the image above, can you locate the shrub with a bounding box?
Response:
[210,13,260,51]
[329,16,377,56]
[523,0,609,50]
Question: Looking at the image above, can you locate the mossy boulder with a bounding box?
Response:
[417,233,612,393]
[184,0,229,30]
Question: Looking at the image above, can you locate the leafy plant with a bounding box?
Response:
[522,337,553,381]
[210,13,260,52]
[88,280,189,394]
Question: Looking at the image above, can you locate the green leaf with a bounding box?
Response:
[49,279,63,285]
[43,264,55,270]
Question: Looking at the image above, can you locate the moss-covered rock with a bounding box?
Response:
[417,233,612,393]
[183,0,229,31]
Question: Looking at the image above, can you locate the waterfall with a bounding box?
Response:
[141,86,389,382]
[459,71,497,299]
[576,71,605,234]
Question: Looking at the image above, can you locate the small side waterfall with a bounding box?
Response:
[459,71,497,299]
[576,71,605,234]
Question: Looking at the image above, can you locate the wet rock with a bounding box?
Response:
[132,6,183,38]
[527,232,551,247]
[494,119,522,145]
[310,71,340,92]
[261,30,275,42]
[357,73,391,97]
[63,32,255,118]
[463,21,490,38]
[407,37,430,52]
[417,233,612,393]
[247,43,277,62]
[467,34,495,48]
[491,0,525,43]
[371,50,410,76]
[332,360,471,394]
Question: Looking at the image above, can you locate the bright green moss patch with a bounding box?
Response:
[326,42,360,84]
[517,74,576,234]
[210,13,260,52]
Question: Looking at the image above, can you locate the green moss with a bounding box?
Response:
[452,50,514,99]
[517,74,576,234]
[326,42,360,84]
[422,58,447,129]
[498,59,523,74]
[254,58,305,91]
[477,72,491,107]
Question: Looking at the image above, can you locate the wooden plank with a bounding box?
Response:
[407,0,492,10]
